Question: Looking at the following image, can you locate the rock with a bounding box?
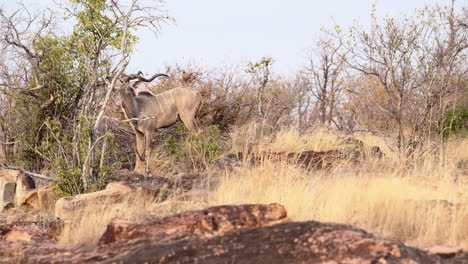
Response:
[91,221,444,264]
[20,187,57,211]
[4,230,32,241]
[2,220,466,263]
[117,172,202,193]
[425,245,464,259]
[55,182,159,225]
[0,167,21,181]
[0,176,16,213]
[99,203,289,245]
[16,174,35,189]
[1,203,467,263]
[230,149,367,169]
[0,221,62,242]
[99,220,196,246]
[15,174,36,207]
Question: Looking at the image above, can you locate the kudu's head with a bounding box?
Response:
[114,72,169,95]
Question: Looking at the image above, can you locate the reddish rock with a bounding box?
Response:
[0,204,467,264]
[2,221,467,263]
[425,245,464,259]
[99,203,289,245]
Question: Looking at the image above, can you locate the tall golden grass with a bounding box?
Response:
[210,128,468,249]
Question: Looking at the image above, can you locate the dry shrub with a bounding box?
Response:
[229,121,268,154]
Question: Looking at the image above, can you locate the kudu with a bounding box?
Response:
[116,72,201,173]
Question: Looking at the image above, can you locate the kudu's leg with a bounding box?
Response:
[144,130,153,174]
[134,131,146,174]
[179,107,201,135]
[181,116,201,135]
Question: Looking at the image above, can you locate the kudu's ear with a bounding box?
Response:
[131,81,143,88]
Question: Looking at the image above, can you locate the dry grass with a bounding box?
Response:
[56,126,468,249]
[208,128,468,249]
[57,187,182,246]
[267,127,342,152]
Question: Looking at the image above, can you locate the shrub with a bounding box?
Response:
[183,125,221,170]
[439,106,468,138]
[159,124,221,172]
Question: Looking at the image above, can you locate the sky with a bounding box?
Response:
[2,0,458,75]
[132,0,445,76]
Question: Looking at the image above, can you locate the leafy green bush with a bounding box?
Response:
[160,124,221,171]
[49,117,118,197]
[439,106,468,138]
[183,125,221,170]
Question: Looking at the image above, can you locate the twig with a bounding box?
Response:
[0,163,59,182]
[103,115,157,123]
[0,141,18,145]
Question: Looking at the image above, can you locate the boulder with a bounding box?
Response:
[55,182,159,224]
[0,167,21,180]
[15,174,36,207]
[2,219,467,263]
[0,176,16,213]
[90,221,448,264]
[20,187,57,211]
[99,203,289,245]
[4,230,32,241]
[425,245,464,259]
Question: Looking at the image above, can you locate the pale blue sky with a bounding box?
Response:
[2,0,459,75]
[133,0,446,75]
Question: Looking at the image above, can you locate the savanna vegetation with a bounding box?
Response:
[0,0,467,249]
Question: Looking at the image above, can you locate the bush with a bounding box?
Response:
[160,124,221,172]
[439,106,468,138]
[183,125,221,170]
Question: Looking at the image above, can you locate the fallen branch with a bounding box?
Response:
[0,164,59,182]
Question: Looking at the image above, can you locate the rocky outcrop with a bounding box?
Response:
[118,171,202,193]
[99,203,289,245]
[225,150,350,169]
[20,187,57,211]
[0,175,16,212]
[224,137,385,170]
[266,150,349,169]
[86,221,465,264]
[1,219,467,263]
[15,174,36,207]
[55,182,160,225]
[0,167,48,212]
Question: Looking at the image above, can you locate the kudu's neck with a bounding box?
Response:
[119,86,139,119]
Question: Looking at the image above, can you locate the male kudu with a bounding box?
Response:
[116,73,201,173]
